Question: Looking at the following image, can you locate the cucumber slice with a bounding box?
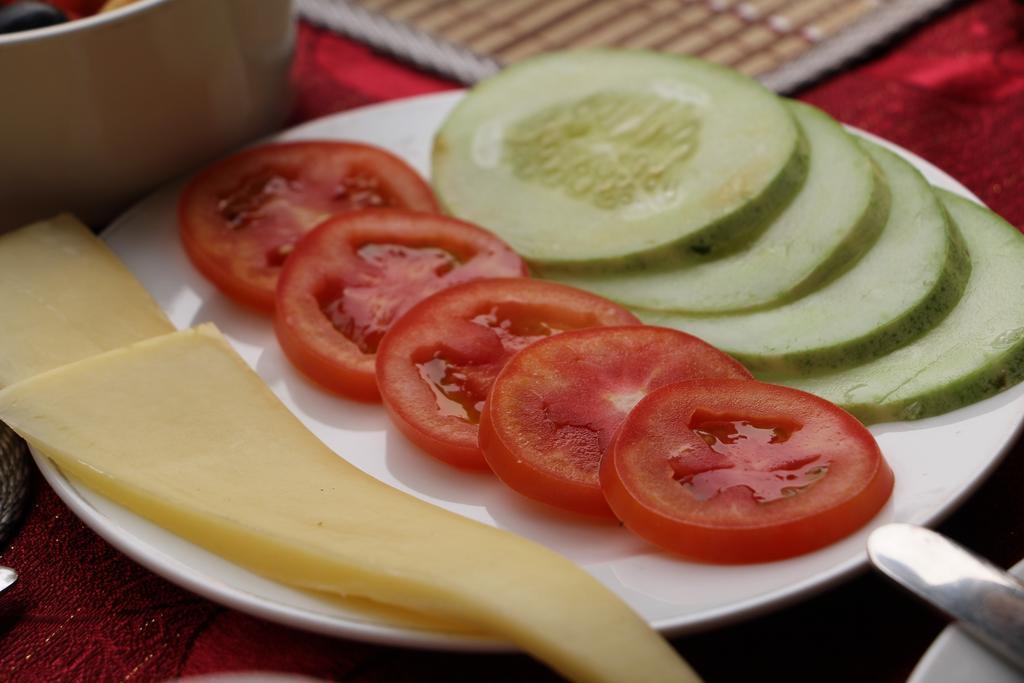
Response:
[432,50,807,270]
[641,143,970,375]
[547,101,890,313]
[781,193,1024,424]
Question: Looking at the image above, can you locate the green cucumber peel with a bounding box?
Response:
[781,192,1024,424]
[642,143,970,376]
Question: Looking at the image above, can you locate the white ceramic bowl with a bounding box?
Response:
[0,0,295,232]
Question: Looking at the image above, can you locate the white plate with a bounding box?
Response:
[908,559,1024,683]
[33,91,1024,651]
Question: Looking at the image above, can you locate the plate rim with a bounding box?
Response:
[33,90,1023,652]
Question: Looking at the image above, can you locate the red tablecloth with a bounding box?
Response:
[3,1,1024,680]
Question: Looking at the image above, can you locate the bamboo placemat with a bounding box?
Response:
[297,0,959,92]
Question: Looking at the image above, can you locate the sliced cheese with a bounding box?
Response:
[0,214,173,386]
[0,325,698,683]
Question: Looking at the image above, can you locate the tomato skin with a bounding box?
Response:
[179,141,439,313]
[274,209,527,402]
[602,379,894,563]
[376,279,640,469]
[479,326,752,517]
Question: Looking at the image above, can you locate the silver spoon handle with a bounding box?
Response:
[868,523,1024,673]
[0,565,16,594]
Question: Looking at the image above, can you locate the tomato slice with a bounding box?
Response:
[274,209,527,401]
[602,379,894,563]
[375,279,640,469]
[179,141,439,312]
[478,326,751,516]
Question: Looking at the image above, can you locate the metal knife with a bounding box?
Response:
[0,565,15,594]
[868,523,1024,673]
